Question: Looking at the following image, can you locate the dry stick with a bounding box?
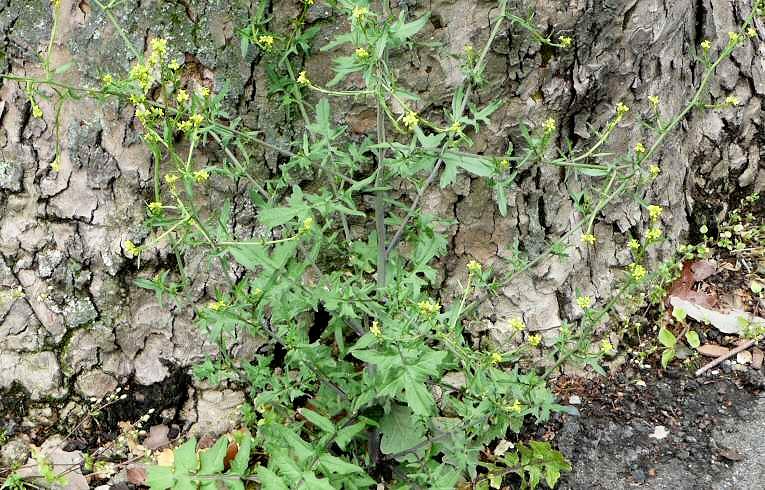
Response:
[695,339,756,377]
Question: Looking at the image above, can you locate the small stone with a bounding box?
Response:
[632,468,647,482]
[698,344,730,357]
[752,347,764,369]
[569,395,582,405]
[736,350,752,365]
[0,438,30,467]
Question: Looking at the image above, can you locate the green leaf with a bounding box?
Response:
[257,466,289,490]
[379,404,426,455]
[227,433,252,476]
[672,307,687,322]
[174,438,198,475]
[300,408,335,433]
[145,466,174,490]
[658,327,677,348]
[661,348,675,368]
[577,166,610,177]
[335,422,367,450]
[685,330,701,349]
[391,13,429,43]
[258,206,301,229]
[318,454,364,475]
[199,435,228,476]
[404,378,435,416]
[301,472,335,490]
[443,152,493,177]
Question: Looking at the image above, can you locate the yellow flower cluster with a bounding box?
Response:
[581,233,596,245]
[301,217,314,233]
[297,71,310,86]
[148,201,163,213]
[700,39,712,51]
[543,118,556,133]
[647,204,662,221]
[646,227,662,241]
[559,36,573,48]
[635,142,646,154]
[193,169,209,183]
[466,260,482,275]
[124,239,141,257]
[615,102,630,115]
[628,263,647,281]
[208,300,227,311]
[509,318,525,332]
[648,95,659,107]
[600,339,615,354]
[370,321,382,337]
[576,295,592,309]
[351,6,368,22]
[417,299,440,317]
[355,47,369,59]
[527,334,542,347]
[258,35,275,50]
[649,164,660,178]
[402,111,419,130]
[31,101,43,119]
[490,352,503,365]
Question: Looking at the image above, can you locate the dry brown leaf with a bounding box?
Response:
[156,448,175,467]
[126,465,147,485]
[143,424,170,450]
[691,260,718,281]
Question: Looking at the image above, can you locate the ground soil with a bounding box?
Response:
[546,363,765,489]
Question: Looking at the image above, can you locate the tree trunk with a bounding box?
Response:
[0,0,762,441]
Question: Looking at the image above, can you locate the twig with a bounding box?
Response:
[695,340,755,376]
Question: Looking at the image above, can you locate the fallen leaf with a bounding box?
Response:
[667,262,717,308]
[224,440,238,469]
[156,448,174,467]
[143,424,170,450]
[493,439,513,457]
[126,465,147,484]
[752,347,764,369]
[670,296,765,334]
[719,447,744,461]
[691,260,718,281]
[698,344,730,357]
[649,425,669,440]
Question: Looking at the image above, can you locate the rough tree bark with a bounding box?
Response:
[0,0,762,454]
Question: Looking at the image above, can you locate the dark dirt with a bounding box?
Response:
[546,363,765,489]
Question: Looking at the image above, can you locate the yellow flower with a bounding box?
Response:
[177,120,193,132]
[31,102,43,119]
[198,87,211,97]
[581,233,596,245]
[728,31,741,44]
[647,204,663,221]
[466,260,482,275]
[628,263,647,281]
[124,240,141,257]
[499,159,510,171]
[464,45,475,55]
[450,121,463,133]
[297,71,310,86]
[527,334,542,347]
[304,0,315,4]
[600,339,615,354]
[559,36,573,48]
[576,296,592,309]
[509,400,523,413]
[164,173,179,185]
[193,169,209,183]
[101,73,113,85]
[301,217,314,233]
[648,95,659,107]
[370,321,382,337]
[509,318,525,332]
[725,95,739,106]
[490,352,503,365]
[402,111,419,130]
[168,60,180,71]
[700,39,712,51]
[150,38,168,57]
[628,238,640,251]
[258,35,275,49]
[190,114,204,126]
[51,159,61,172]
[417,299,440,317]
[351,5,368,21]
[615,102,630,115]
[176,89,189,104]
[747,27,757,38]
[543,117,556,133]
[649,164,660,178]
[635,142,646,154]
[355,47,369,59]
[646,227,662,241]
[148,201,163,213]
[208,300,227,311]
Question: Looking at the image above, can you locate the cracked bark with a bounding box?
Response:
[0,0,762,436]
